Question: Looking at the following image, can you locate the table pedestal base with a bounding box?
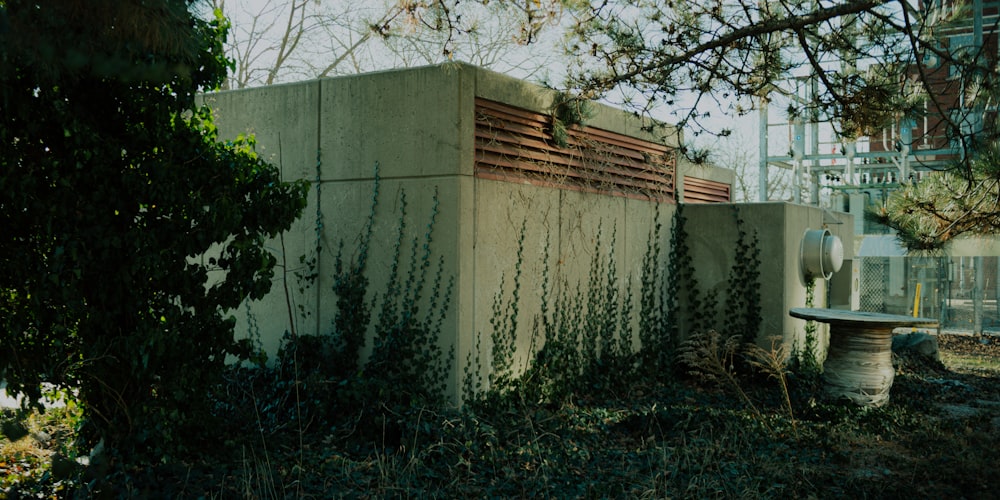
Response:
[822,326,894,407]
[790,308,938,408]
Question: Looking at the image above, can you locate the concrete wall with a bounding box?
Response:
[202,62,861,402]
[203,63,693,401]
[472,179,673,373]
[682,203,855,356]
[202,62,861,403]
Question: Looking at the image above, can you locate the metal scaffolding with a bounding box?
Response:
[757,0,997,206]
[755,0,1000,333]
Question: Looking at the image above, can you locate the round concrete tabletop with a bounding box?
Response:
[789,308,940,328]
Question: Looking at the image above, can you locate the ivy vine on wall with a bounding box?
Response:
[667,205,763,345]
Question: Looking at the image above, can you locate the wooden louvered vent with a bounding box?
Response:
[474,98,675,202]
[682,176,731,203]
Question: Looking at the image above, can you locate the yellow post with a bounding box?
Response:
[913,283,922,317]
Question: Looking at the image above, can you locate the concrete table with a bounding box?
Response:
[789,308,940,407]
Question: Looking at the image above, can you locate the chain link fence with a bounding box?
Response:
[857,255,999,332]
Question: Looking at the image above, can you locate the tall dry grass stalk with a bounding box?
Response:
[677,330,763,421]
[745,336,798,437]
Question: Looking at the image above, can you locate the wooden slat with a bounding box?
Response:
[475,152,674,193]
[475,151,674,193]
[474,135,672,183]
[476,170,673,202]
[475,121,667,166]
[682,177,731,203]
[476,98,673,154]
[474,99,676,169]
[473,98,676,203]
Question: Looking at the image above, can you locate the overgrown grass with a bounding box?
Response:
[940,351,1000,372]
[0,402,83,496]
[6,360,1000,498]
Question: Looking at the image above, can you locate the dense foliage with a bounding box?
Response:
[7,334,1000,498]
[876,121,1000,250]
[875,145,1000,250]
[0,0,307,461]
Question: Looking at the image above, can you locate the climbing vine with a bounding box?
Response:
[724,206,763,344]
[668,205,763,345]
[793,278,822,376]
[638,208,670,375]
[549,91,594,147]
[667,204,710,338]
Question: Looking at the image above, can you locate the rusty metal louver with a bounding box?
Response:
[474,98,676,202]
[682,176,731,203]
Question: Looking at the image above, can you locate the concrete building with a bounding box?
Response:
[203,63,852,401]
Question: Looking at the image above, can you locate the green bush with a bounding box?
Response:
[0,2,308,464]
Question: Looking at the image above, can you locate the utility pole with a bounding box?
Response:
[974,256,984,335]
[758,95,769,202]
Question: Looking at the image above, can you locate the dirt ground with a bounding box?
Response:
[892,332,1000,431]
